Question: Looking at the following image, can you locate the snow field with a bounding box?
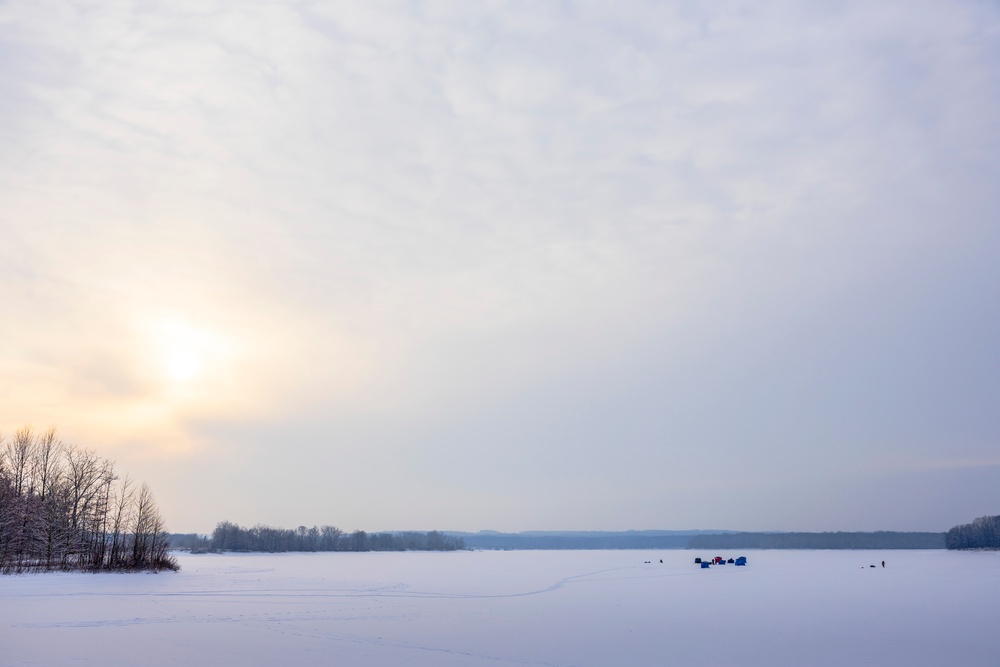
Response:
[3,549,998,666]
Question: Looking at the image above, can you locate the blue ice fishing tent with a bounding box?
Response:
[735,556,747,566]
[700,561,710,569]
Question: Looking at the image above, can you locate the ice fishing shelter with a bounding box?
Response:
[735,556,747,566]
[700,561,710,568]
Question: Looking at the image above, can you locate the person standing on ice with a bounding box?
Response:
[882,560,885,568]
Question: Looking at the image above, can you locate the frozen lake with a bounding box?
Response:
[3,549,998,666]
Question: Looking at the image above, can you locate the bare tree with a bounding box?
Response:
[0,427,177,573]
[34,428,65,569]
[130,483,173,569]
[108,475,135,569]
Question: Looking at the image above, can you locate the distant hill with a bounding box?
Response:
[445,530,730,550]
[445,530,946,550]
[171,529,949,552]
[688,531,945,550]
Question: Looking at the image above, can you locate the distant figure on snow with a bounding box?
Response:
[882,560,885,568]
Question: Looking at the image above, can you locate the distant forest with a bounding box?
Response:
[686,531,945,550]
[945,515,1000,550]
[170,521,465,553]
[448,530,709,550]
[167,527,974,554]
[441,530,946,550]
[0,427,177,573]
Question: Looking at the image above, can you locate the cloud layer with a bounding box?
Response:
[2,1,999,532]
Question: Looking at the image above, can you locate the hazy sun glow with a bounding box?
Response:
[144,315,227,394]
[166,350,202,383]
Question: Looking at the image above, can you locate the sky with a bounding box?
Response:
[2,0,999,535]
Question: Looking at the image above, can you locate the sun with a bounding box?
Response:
[145,315,220,390]
[166,349,202,383]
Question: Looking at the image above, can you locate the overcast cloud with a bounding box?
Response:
[2,0,998,533]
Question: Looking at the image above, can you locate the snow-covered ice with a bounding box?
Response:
[3,549,998,666]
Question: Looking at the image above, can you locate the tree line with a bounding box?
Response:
[172,521,465,552]
[451,531,695,550]
[945,515,1000,550]
[687,531,945,550]
[0,427,177,573]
